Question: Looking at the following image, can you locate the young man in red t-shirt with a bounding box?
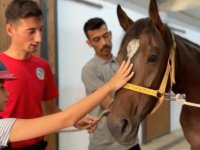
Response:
[0,0,96,149]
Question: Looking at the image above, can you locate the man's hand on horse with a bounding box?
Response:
[74,115,97,133]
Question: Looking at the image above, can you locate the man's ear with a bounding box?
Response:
[86,40,93,48]
[6,24,14,37]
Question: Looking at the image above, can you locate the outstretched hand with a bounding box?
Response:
[74,115,97,133]
[107,60,134,91]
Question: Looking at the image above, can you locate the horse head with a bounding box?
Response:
[108,0,175,145]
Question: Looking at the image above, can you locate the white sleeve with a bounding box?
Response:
[0,118,16,148]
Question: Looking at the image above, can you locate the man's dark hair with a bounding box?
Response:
[5,0,42,23]
[84,17,107,38]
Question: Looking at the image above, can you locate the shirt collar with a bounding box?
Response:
[94,55,117,65]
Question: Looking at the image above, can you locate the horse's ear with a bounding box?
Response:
[149,0,164,32]
[117,5,134,32]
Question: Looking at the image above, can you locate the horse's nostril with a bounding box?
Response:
[120,118,131,136]
[121,119,128,133]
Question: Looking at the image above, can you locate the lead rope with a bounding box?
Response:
[164,93,200,108]
[60,100,114,132]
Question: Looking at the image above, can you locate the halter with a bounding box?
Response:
[123,34,176,115]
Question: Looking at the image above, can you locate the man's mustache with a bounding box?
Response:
[101,45,111,51]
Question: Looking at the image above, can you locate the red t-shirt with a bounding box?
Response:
[0,53,59,148]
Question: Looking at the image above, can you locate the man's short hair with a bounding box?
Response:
[5,0,42,23]
[83,17,107,38]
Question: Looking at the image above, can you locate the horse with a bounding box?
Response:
[107,0,200,149]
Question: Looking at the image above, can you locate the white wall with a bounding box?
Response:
[57,0,200,149]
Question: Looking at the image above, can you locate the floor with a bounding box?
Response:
[141,129,190,150]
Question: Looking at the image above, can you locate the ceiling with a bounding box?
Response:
[104,0,200,31]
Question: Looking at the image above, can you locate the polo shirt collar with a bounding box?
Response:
[94,55,117,65]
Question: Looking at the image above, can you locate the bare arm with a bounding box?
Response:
[9,60,134,142]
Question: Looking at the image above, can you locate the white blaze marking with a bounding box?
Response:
[127,39,140,59]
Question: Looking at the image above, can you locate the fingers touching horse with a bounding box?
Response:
[107,0,200,149]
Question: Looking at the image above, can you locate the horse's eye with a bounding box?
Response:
[148,54,158,62]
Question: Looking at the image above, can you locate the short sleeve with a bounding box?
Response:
[0,118,16,148]
[43,63,59,101]
[81,66,104,95]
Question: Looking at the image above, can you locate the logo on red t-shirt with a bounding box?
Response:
[36,67,45,80]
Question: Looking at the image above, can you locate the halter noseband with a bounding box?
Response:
[123,34,176,115]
